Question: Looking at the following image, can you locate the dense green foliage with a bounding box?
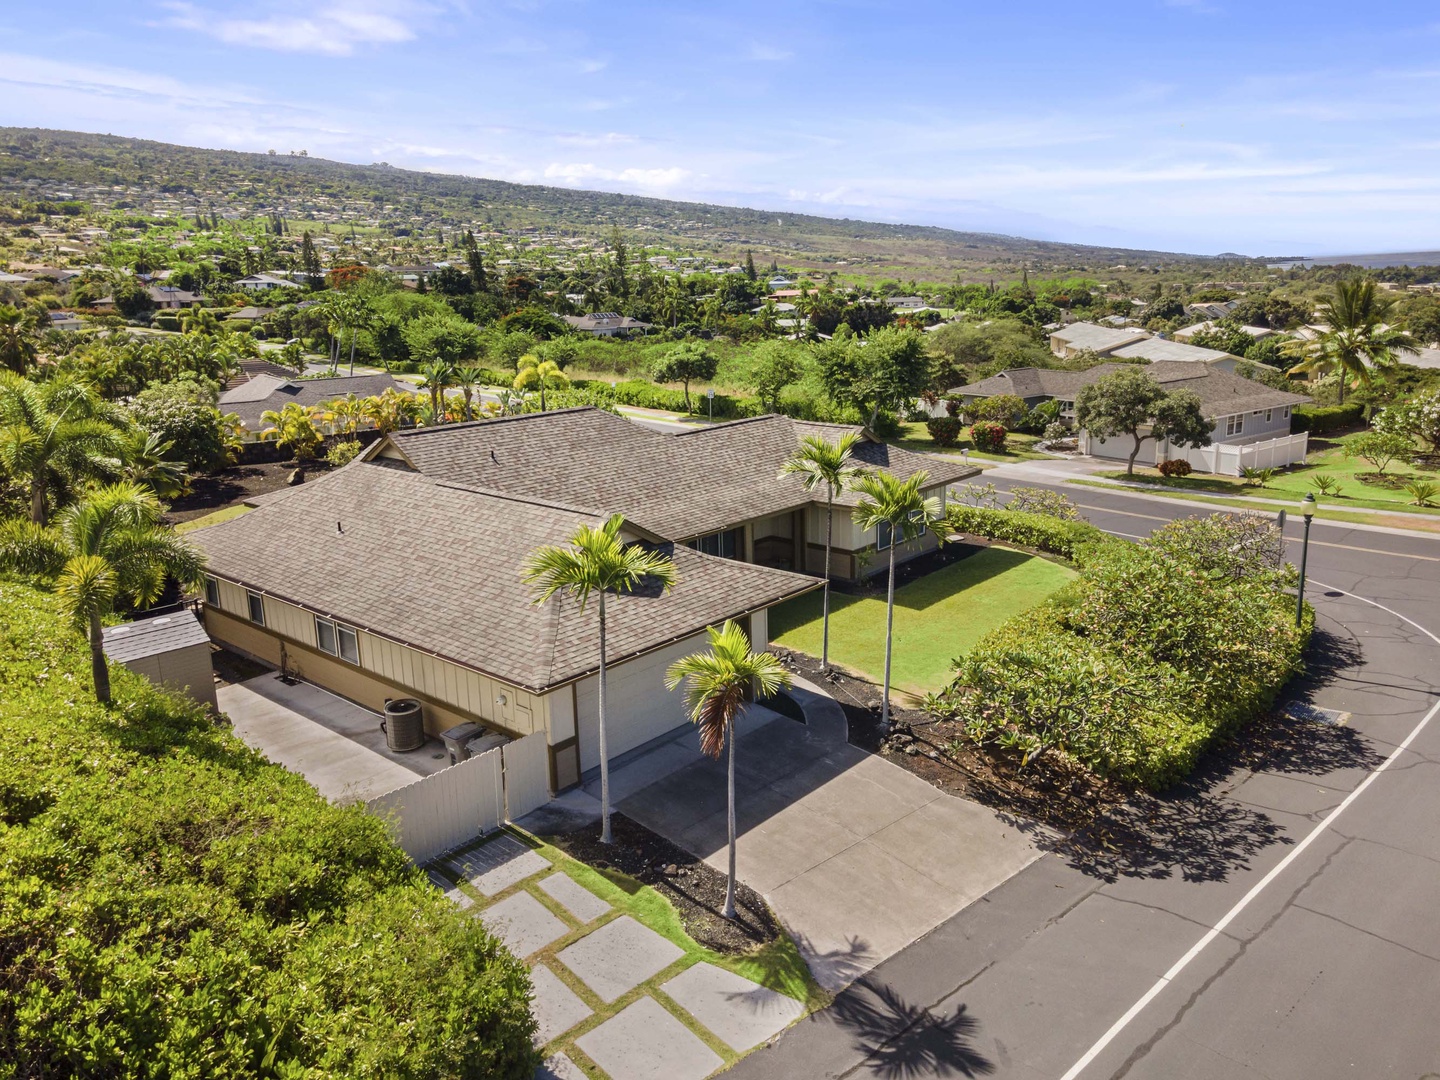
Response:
[945,505,1111,561]
[941,515,1309,789]
[123,379,230,473]
[0,582,537,1078]
[969,421,1007,452]
[1290,402,1364,434]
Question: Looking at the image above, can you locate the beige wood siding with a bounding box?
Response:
[752,607,770,648]
[262,595,317,647]
[120,644,218,710]
[213,578,251,619]
[573,631,708,770]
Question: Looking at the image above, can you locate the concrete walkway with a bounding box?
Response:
[618,677,1047,991]
[218,674,449,803]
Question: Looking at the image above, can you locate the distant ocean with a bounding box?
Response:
[1267,251,1440,270]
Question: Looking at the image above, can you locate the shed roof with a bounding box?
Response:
[102,610,212,663]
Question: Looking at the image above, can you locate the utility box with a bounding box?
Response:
[101,610,218,710]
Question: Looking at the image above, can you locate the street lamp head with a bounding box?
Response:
[1301,493,1316,520]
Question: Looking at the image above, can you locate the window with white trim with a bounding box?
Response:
[246,590,265,625]
[1225,414,1244,437]
[1265,408,1273,423]
[315,616,360,664]
[204,576,219,606]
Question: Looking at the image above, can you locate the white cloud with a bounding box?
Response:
[542,162,693,191]
[158,1,430,55]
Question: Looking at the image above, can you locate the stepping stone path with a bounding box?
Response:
[425,833,806,1080]
[556,916,685,1003]
[577,997,723,1080]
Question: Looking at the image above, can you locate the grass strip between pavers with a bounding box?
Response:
[432,826,828,1079]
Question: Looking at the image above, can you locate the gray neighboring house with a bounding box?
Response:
[366,406,980,581]
[950,361,1311,474]
[234,274,302,292]
[218,372,401,440]
[560,312,654,337]
[1048,322,1151,359]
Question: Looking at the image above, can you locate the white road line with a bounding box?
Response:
[1058,580,1440,1080]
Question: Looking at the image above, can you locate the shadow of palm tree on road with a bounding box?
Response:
[829,981,995,1079]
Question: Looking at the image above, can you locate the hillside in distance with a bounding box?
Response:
[1,128,1223,277]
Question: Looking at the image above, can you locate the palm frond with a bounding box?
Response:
[665,620,794,760]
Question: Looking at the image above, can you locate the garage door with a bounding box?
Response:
[574,631,708,773]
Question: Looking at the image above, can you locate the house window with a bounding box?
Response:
[686,527,742,560]
[1265,409,1274,423]
[315,617,360,664]
[204,576,219,606]
[1283,406,1291,419]
[246,591,265,625]
[1225,414,1244,437]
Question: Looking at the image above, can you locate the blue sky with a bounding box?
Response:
[3,1,1440,256]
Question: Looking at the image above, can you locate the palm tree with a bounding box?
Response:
[0,373,126,524]
[850,470,943,729]
[665,620,790,919]
[0,483,205,703]
[453,365,489,421]
[260,402,323,461]
[513,354,570,412]
[522,514,677,844]
[0,304,39,375]
[1283,279,1418,404]
[418,361,454,424]
[779,433,861,672]
[113,428,189,499]
[324,393,371,437]
[362,388,420,434]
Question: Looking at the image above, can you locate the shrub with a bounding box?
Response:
[1374,389,1440,452]
[0,581,538,1077]
[1309,473,1342,497]
[926,416,963,447]
[1157,458,1192,477]
[123,379,229,473]
[1405,479,1440,507]
[1042,421,1069,442]
[971,393,1029,429]
[325,439,362,466]
[944,505,1111,560]
[944,397,961,418]
[949,537,1310,789]
[969,421,1007,452]
[1240,465,1277,487]
[1291,402,1364,434]
[1006,485,1080,520]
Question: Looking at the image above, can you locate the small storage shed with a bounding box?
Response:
[102,610,218,710]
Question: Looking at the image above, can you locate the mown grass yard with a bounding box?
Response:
[894,421,1050,462]
[769,546,1076,697]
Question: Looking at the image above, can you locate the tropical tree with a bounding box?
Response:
[453,365,489,421]
[850,470,944,729]
[323,393,370,437]
[417,361,455,425]
[0,482,205,703]
[779,432,861,671]
[112,428,189,499]
[363,388,421,434]
[651,342,718,411]
[665,620,791,919]
[260,402,324,461]
[513,354,569,412]
[0,373,127,524]
[1283,279,1419,403]
[522,514,677,844]
[1075,367,1213,476]
[0,304,40,374]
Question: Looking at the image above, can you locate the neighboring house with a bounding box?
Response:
[48,311,84,330]
[1186,300,1240,321]
[1048,322,1151,359]
[559,312,654,337]
[234,273,302,292]
[1174,321,1275,343]
[886,296,927,309]
[217,372,401,439]
[1107,337,1244,371]
[950,361,1311,473]
[367,407,978,581]
[227,306,275,323]
[189,460,823,791]
[92,285,201,310]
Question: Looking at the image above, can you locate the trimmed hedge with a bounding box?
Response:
[943,515,1310,789]
[0,581,538,1078]
[1292,402,1364,434]
[945,505,1113,562]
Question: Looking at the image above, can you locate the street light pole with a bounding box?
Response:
[1295,493,1316,627]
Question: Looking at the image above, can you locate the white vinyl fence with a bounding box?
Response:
[1167,432,1309,476]
[366,731,551,862]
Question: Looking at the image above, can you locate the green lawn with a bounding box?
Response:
[769,546,1075,696]
[894,421,1049,462]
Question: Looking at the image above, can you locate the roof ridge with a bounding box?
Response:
[390,406,600,439]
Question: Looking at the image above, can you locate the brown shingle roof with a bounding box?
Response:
[378,408,976,538]
[191,462,818,692]
[218,373,402,429]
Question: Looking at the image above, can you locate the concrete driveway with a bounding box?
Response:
[218,674,450,803]
[618,680,1045,991]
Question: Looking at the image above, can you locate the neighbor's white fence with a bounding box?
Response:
[1167,432,1309,476]
[366,731,551,862]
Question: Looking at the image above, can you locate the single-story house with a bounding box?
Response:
[1106,337,1245,372]
[1048,322,1151,359]
[1186,300,1240,321]
[93,285,201,310]
[365,406,979,581]
[559,312,654,337]
[189,460,823,791]
[218,372,401,439]
[950,361,1311,474]
[1174,321,1275,343]
[227,306,275,323]
[235,274,303,292]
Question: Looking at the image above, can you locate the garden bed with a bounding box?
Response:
[544,813,785,957]
[164,460,332,523]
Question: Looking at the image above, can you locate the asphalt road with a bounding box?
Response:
[730,479,1440,1080]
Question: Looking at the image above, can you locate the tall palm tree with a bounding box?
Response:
[324,393,372,438]
[779,433,861,672]
[417,361,454,424]
[0,304,40,375]
[513,354,569,412]
[0,482,205,703]
[665,620,790,919]
[851,470,943,729]
[0,373,126,524]
[522,514,677,844]
[453,365,489,421]
[1283,278,1418,404]
[362,388,421,434]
